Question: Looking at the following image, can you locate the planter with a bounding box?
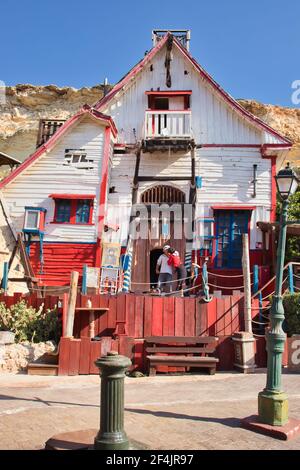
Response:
[0,331,15,345]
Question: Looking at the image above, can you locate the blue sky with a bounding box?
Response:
[1,0,299,106]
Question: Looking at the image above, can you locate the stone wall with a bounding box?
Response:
[0,340,56,373]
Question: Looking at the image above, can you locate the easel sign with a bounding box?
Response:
[101,243,121,268]
[100,267,119,294]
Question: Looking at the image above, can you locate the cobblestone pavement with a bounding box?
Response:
[0,371,299,450]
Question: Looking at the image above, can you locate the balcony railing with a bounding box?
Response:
[144,110,192,139]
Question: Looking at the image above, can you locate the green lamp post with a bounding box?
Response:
[258,163,300,426]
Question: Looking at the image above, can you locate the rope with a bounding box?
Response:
[207,282,248,290]
[131,274,193,286]
[250,305,271,311]
[207,271,252,278]
[160,283,200,296]
[293,274,300,280]
[252,319,269,325]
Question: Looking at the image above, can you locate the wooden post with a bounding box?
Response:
[242,234,252,333]
[65,271,79,338]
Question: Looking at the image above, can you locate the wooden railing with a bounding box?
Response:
[144,110,192,138]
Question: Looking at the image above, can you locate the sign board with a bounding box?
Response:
[288,335,300,371]
[101,242,121,268]
[86,267,100,288]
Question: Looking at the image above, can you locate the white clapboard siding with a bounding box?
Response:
[102,46,283,146]
[195,147,272,250]
[106,152,136,245]
[2,117,105,243]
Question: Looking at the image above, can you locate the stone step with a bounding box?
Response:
[27,363,58,376]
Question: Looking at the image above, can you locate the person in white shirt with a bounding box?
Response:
[156,245,173,293]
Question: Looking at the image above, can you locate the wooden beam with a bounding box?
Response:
[138,176,192,182]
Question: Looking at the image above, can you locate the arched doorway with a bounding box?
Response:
[131,185,186,292]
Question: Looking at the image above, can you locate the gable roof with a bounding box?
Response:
[94,33,292,146]
[0,105,117,189]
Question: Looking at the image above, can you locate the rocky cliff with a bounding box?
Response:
[0,85,300,165]
[0,84,108,161]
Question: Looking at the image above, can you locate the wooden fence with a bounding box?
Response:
[0,291,269,375]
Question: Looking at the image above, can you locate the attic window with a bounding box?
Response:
[64,149,94,169]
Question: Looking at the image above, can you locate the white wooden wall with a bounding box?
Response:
[2,117,105,243]
[102,46,284,146]
[105,146,272,250]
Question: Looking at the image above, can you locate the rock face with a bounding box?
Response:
[0,340,56,373]
[239,99,300,166]
[0,85,300,165]
[0,84,107,161]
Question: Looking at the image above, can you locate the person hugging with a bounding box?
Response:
[167,247,187,291]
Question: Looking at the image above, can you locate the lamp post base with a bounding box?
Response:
[94,431,129,450]
[258,390,288,426]
[241,416,300,441]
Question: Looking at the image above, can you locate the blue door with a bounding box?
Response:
[215,210,250,269]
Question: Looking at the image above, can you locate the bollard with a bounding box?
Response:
[94,351,131,450]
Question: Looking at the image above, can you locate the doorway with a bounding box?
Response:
[150,248,163,289]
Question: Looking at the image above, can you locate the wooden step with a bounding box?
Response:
[27,363,58,376]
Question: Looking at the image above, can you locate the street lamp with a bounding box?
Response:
[258,163,300,426]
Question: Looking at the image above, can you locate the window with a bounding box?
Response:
[215,210,250,269]
[52,196,94,224]
[23,207,47,233]
[55,200,71,223]
[76,199,91,224]
[64,149,94,169]
[25,210,40,229]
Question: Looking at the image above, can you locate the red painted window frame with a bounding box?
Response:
[52,196,94,225]
[146,91,192,111]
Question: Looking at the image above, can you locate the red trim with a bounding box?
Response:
[94,33,291,145]
[95,126,111,266]
[53,198,94,225]
[146,108,191,112]
[94,34,170,111]
[0,106,117,189]
[50,194,95,200]
[270,155,277,222]
[202,143,291,149]
[145,90,192,96]
[50,222,94,226]
[212,205,256,211]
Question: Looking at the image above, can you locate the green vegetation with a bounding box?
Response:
[0,300,61,343]
[283,293,300,336]
[277,185,300,262]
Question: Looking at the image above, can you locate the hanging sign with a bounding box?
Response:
[101,242,121,268]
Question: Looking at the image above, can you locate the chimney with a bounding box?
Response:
[152,29,191,51]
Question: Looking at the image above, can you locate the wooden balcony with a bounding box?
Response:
[143,110,193,151]
[145,110,192,138]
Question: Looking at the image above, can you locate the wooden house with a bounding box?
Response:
[0,30,292,291]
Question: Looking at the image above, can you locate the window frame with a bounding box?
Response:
[52,197,94,225]
[214,209,251,269]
